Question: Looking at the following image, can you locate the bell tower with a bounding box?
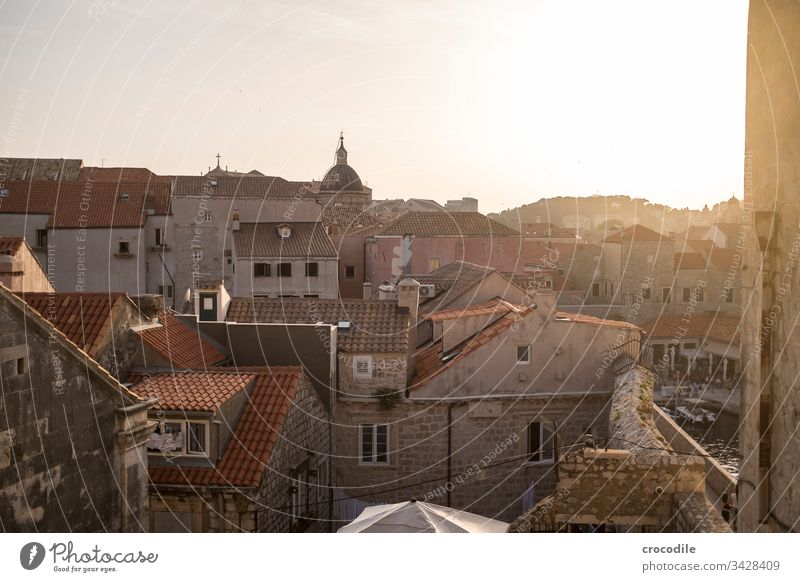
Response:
[334,132,347,165]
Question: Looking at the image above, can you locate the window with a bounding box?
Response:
[187,422,207,454]
[609,282,615,296]
[591,282,600,297]
[16,357,25,375]
[278,263,292,277]
[36,229,47,248]
[516,345,531,365]
[662,287,671,303]
[290,461,312,523]
[696,287,704,302]
[277,225,292,238]
[203,211,212,222]
[148,421,184,454]
[167,285,173,299]
[192,249,202,261]
[118,241,130,255]
[642,286,651,300]
[724,287,734,303]
[254,263,271,277]
[158,285,163,296]
[202,297,214,311]
[345,265,356,280]
[360,424,389,464]
[683,287,691,302]
[353,355,373,378]
[147,420,208,457]
[305,262,318,277]
[428,257,441,271]
[155,228,163,246]
[527,421,555,464]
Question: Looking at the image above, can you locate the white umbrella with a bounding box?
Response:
[337,500,508,533]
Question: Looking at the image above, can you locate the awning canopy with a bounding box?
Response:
[337,500,508,533]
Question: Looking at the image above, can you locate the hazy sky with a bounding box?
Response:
[0,1,749,213]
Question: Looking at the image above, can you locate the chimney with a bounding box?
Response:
[397,278,420,380]
[232,210,240,232]
[362,281,372,299]
[378,282,396,300]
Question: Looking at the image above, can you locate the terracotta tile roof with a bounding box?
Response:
[409,261,516,316]
[506,271,576,292]
[524,240,589,268]
[426,297,525,322]
[135,311,227,368]
[226,296,409,352]
[173,175,312,198]
[15,292,127,354]
[0,283,144,406]
[678,225,710,241]
[0,236,24,254]
[0,180,170,228]
[674,252,707,270]
[603,224,670,243]
[378,211,519,237]
[553,311,641,330]
[321,206,381,235]
[711,222,743,238]
[78,166,171,184]
[641,313,741,345]
[131,371,254,411]
[684,239,716,256]
[148,367,302,487]
[707,248,738,272]
[410,307,533,389]
[0,157,82,181]
[520,223,578,238]
[233,222,336,258]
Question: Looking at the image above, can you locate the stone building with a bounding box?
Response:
[18,292,146,379]
[231,221,339,299]
[331,281,648,523]
[0,237,54,292]
[224,296,411,401]
[508,366,731,532]
[739,0,800,533]
[640,313,741,384]
[169,174,320,301]
[310,134,372,208]
[409,260,529,317]
[0,179,172,296]
[137,367,331,532]
[0,284,153,532]
[322,207,382,299]
[555,223,742,324]
[444,197,479,213]
[365,212,523,287]
[0,157,82,181]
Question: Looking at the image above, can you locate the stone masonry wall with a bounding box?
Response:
[335,393,612,523]
[258,374,332,532]
[0,302,148,532]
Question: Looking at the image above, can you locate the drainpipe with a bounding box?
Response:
[447,403,453,508]
[157,252,177,310]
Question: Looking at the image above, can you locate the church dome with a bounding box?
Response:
[319,134,363,193]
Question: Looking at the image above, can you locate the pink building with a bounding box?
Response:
[364,211,522,287]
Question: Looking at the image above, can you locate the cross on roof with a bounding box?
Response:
[216,153,221,167]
